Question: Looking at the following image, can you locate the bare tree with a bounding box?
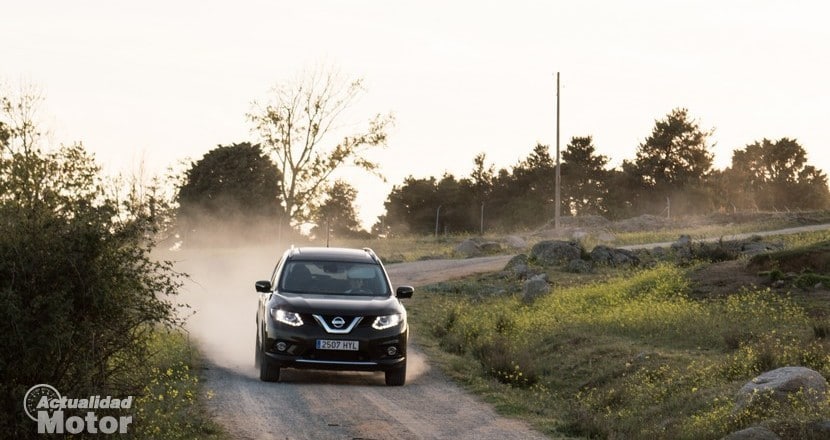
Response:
[248,68,393,224]
[0,81,46,155]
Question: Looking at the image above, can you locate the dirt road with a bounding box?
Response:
[176,248,538,440]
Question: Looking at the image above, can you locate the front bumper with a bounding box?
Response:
[262,320,407,372]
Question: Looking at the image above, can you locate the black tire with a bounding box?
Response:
[384,362,406,386]
[257,335,280,382]
[254,335,262,369]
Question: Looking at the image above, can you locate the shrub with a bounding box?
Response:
[0,143,183,437]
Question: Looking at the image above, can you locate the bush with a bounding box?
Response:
[0,143,183,437]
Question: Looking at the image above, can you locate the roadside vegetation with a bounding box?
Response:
[131,329,225,439]
[0,90,223,438]
[408,229,830,439]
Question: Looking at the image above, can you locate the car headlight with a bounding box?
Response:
[372,314,402,330]
[271,309,303,327]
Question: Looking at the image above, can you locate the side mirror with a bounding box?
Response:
[255,280,272,293]
[395,285,414,299]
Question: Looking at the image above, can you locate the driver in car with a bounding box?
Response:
[346,277,364,293]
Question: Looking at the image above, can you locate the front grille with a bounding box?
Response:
[313,314,363,333]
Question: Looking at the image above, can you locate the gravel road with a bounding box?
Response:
[174,248,541,440]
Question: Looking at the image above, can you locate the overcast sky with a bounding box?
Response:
[3,1,828,227]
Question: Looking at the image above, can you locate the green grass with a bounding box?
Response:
[409,255,830,438]
[130,329,227,440]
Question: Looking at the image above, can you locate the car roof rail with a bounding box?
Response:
[362,247,380,263]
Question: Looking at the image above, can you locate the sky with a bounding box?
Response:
[3,1,828,228]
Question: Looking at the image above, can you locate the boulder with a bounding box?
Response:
[566,259,592,274]
[736,366,828,412]
[741,241,783,256]
[807,421,830,437]
[504,235,527,250]
[531,240,583,266]
[671,235,693,261]
[454,239,481,257]
[590,245,640,267]
[504,254,529,278]
[522,275,550,303]
[721,426,781,440]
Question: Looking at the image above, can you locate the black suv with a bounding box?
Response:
[254,247,414,386]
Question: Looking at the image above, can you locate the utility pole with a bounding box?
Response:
[555,72,561,230]
[434,205,442,238]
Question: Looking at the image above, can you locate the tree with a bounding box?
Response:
[248,68,393,224]
[723,138,830,210]
[177,142,287,244]
[0,91,181,436]
[628,108,715,215]
[470,153,494,204]
[311,180,370,239]
[378,176,439,235]
[488,143,556,229]
[560,136,610,215]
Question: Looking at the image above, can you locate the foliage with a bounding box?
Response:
[176,142,287,245]
[131,330,224,440]
[412,261,830,439]
[721,137,830,211]
[560,136,610,216]
[0,92,184,437]
[620,107,716,216]
[248,67,393,224]
[376,108,830,233]
[311,180,370,239]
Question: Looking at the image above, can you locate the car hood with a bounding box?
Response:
[272,292,402,316]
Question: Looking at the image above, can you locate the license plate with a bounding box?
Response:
[316,339,359,351]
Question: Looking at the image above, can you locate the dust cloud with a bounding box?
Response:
[161,227,430,383]
[172,242,282,377]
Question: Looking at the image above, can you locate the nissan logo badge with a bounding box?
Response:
[332,317,346,328]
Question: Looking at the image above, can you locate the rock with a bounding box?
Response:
[807,420,830,437]
[454,239,481,257]
[504,235,527,250]
[721,426,781,440]
[522,277,550,303]
[735,366,828,412]
[672,235,692,250]
[566,259,592,273]
[504,254,529,278]
[671,235,693,261]
[590,245,640,267]
[531,240,583,266]
[479,241,502,254]
[741,241,784,256]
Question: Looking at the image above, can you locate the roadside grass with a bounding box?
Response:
[409,259,830,439]
[611,219,826,247]
[130,328,226,440]
[320,234,487,263]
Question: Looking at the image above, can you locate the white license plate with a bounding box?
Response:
[316,339,359,351]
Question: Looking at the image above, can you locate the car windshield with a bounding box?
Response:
[279,261,390,296]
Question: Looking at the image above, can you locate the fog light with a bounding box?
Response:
[386,346,398,356]
[275,342,288,352]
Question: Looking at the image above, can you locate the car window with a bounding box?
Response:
[279,261,389,296]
